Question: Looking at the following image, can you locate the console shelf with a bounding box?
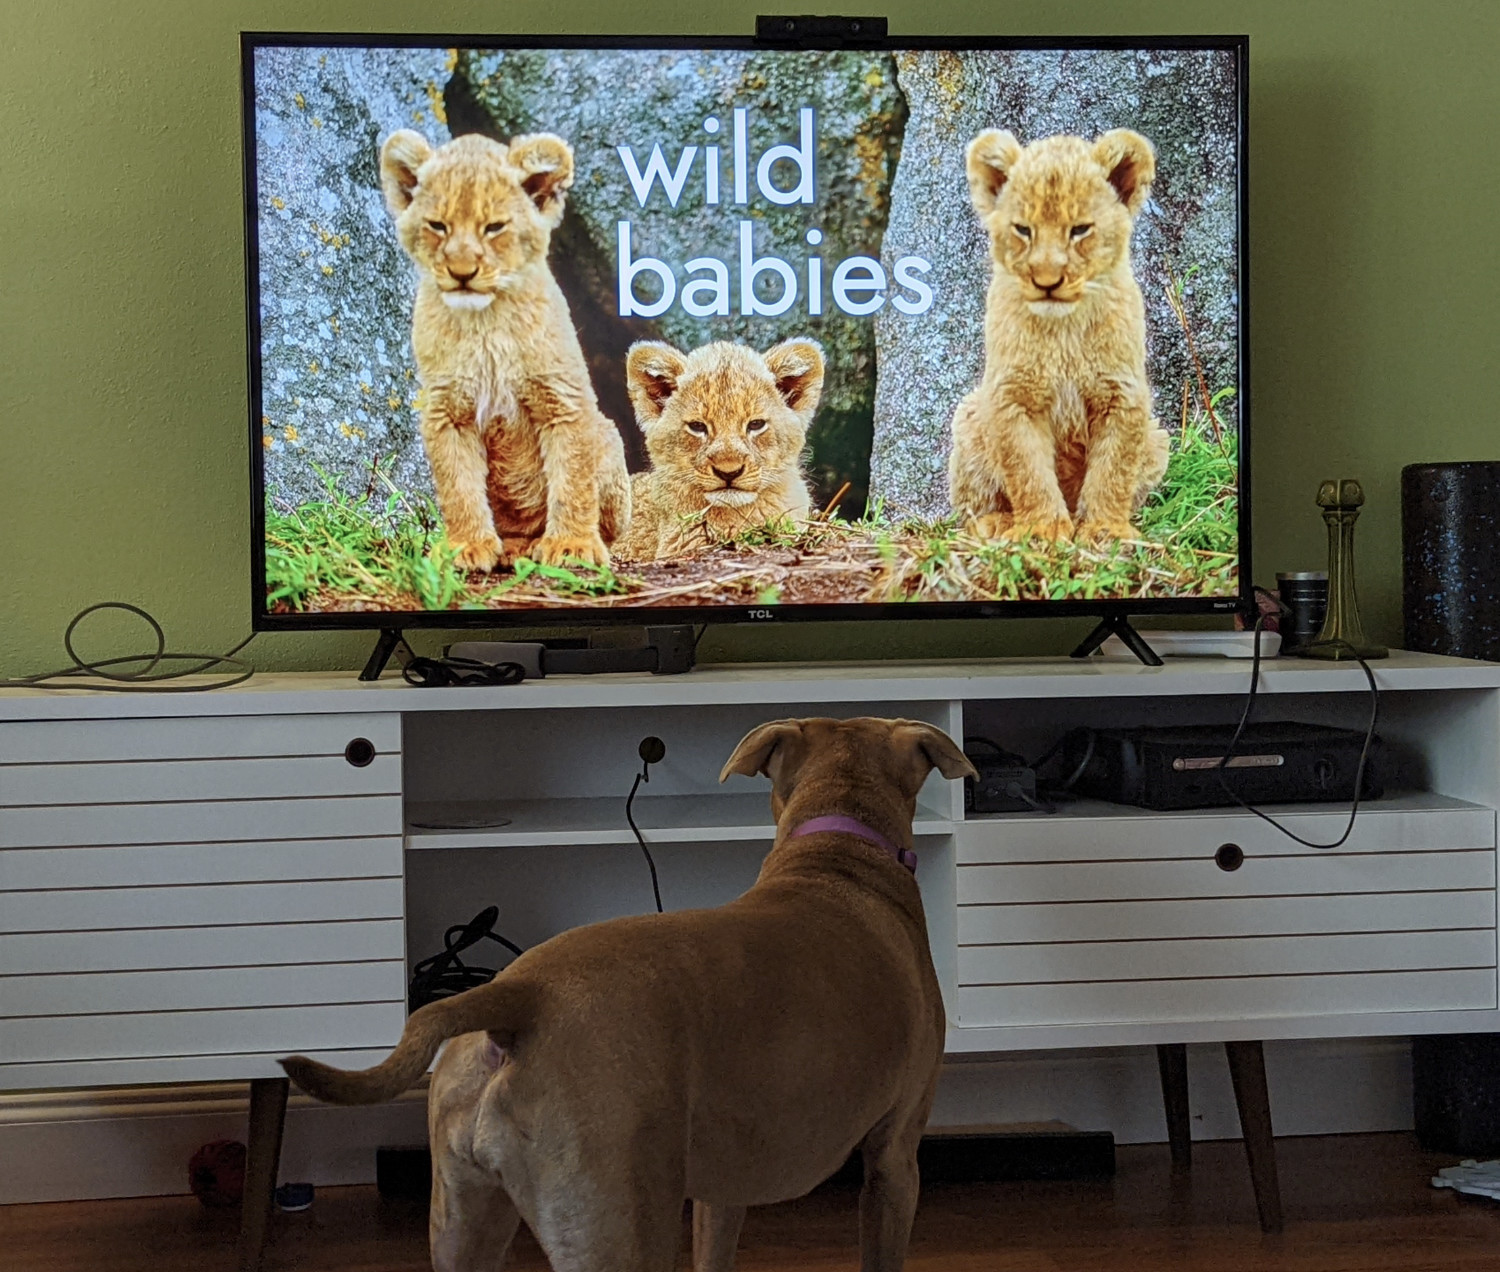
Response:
[405,793,957,850]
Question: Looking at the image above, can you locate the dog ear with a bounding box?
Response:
[720,720,805,782]
[509,133,575,225]
[1093,129,1156,215]
[762,339,825,423]
[626,342,688,426]
[894,721,978,783]
[966,129,1022,217]
[380,130,433,217]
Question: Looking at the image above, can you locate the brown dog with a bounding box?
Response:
[281,717,975,1272]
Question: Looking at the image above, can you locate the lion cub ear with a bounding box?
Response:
[966,129,1022,217]
[1093,129,1156,215]
[509,133,576,226]
[380,130,434,218]
[762,339,825,423]
[626,342,689,425]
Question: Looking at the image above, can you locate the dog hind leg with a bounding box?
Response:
[429,1153,522,1272]
[692,1201,747,1272]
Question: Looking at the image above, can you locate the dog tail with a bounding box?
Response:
[279,978,533,1106]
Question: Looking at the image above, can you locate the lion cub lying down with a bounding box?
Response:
[615,339,825,561]
[380,129,630,570]
[948,128,1170,544]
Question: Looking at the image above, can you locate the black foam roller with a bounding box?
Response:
[1401,461,1500,660]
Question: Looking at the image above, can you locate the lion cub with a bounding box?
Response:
[616,340,825,561]
[948,128,1171,544]
[380,130,629,570]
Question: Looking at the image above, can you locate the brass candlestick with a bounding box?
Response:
[1300,478,1388,660]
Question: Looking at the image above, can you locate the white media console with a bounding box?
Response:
[3,650,1498,1257]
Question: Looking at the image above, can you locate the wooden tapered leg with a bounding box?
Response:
[238,1077,289,1272]
[1224,1040,1283,1234]
[1156,1043,1192,1173]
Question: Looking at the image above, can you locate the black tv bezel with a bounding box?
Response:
[242,30,1250,634]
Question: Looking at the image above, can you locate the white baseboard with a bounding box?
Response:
[0,1037,1414,1205]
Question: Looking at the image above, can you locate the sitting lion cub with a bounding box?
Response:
[948,128,1171,544]
[616,340,825,561]
[380,130,629,570]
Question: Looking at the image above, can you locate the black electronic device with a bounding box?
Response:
[1060,722,1383,812]
[963,740,1041,814]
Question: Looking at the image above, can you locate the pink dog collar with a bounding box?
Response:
[786,814,918,874]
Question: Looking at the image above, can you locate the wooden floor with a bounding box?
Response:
[2,1133,1498,1271]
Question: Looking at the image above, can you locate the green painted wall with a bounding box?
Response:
[4,1,1496,675]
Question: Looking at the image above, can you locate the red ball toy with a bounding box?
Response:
[189,1139,247,1208]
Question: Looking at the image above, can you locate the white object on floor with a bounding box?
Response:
[1432,1159,1500,1200]
[1100,629,1282,659]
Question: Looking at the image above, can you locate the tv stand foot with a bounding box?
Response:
[1071,614,1164,667]
[360,628,417,681]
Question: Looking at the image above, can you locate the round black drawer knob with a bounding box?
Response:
[1215,842,1245,872]
[345,737,376,768]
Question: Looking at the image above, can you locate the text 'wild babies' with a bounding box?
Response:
[615,108,934,319]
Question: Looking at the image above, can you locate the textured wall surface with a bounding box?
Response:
[4,1,1500,673]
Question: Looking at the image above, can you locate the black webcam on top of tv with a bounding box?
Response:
[755,15,888,46]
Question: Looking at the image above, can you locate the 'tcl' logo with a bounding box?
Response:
[747,609,776,620]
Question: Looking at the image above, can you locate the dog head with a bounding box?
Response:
[719,716,975,822]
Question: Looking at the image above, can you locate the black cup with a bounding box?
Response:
[1277,571,1328,655]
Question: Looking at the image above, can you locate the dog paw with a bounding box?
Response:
[450,533,503,572]
[1075,519,1138,545]
[1000,516,1074,543]
[969,512,1014,541]
[533,533,611,568]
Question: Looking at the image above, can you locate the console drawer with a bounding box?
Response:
[955,800,1499,1028]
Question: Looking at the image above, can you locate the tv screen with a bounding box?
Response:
[244,33,1247,629]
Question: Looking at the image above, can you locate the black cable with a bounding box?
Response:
[0,603,255,692]
[624,744,666,912]
[407,904,525,1011]
[1210,589,1380,850]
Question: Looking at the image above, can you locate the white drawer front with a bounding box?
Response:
[0,713,400,764]
[0,920,405,974]
[1,754,401,806]
[956,968,1498,1028]
[959,929,1497,985]
[0,1002,407,1064]
[0,960,406,1017]
[958,849,1495,905]
[958,890,1497,944]
[1,795,403,847]
[0,838,402,890]
[959,802,1496,864]
[0,878,405,932]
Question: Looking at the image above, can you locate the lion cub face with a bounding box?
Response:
[379,131,574,311]
[966,129,1156,316]
[626,341,824,508]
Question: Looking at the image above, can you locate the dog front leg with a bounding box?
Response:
[691,1201,747,1272]
[523,379,610,567]
[420,384,504,571]
[858,1144,921,1272]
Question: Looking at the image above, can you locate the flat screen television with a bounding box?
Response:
[242,31,1248,643]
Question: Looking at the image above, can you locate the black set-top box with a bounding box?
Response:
[1062,722,1382,812]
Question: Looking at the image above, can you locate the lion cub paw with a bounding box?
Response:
[533,532,611,568]
[1000,516,1074,544]
[969,512,1014,541]
[1075,519,1138,545]
[450,533,504,573]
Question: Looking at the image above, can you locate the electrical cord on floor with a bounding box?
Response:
[407,905,525,1012]
[626,737,666,913]
[0,602,256,692]
[1208,586,1380,850]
